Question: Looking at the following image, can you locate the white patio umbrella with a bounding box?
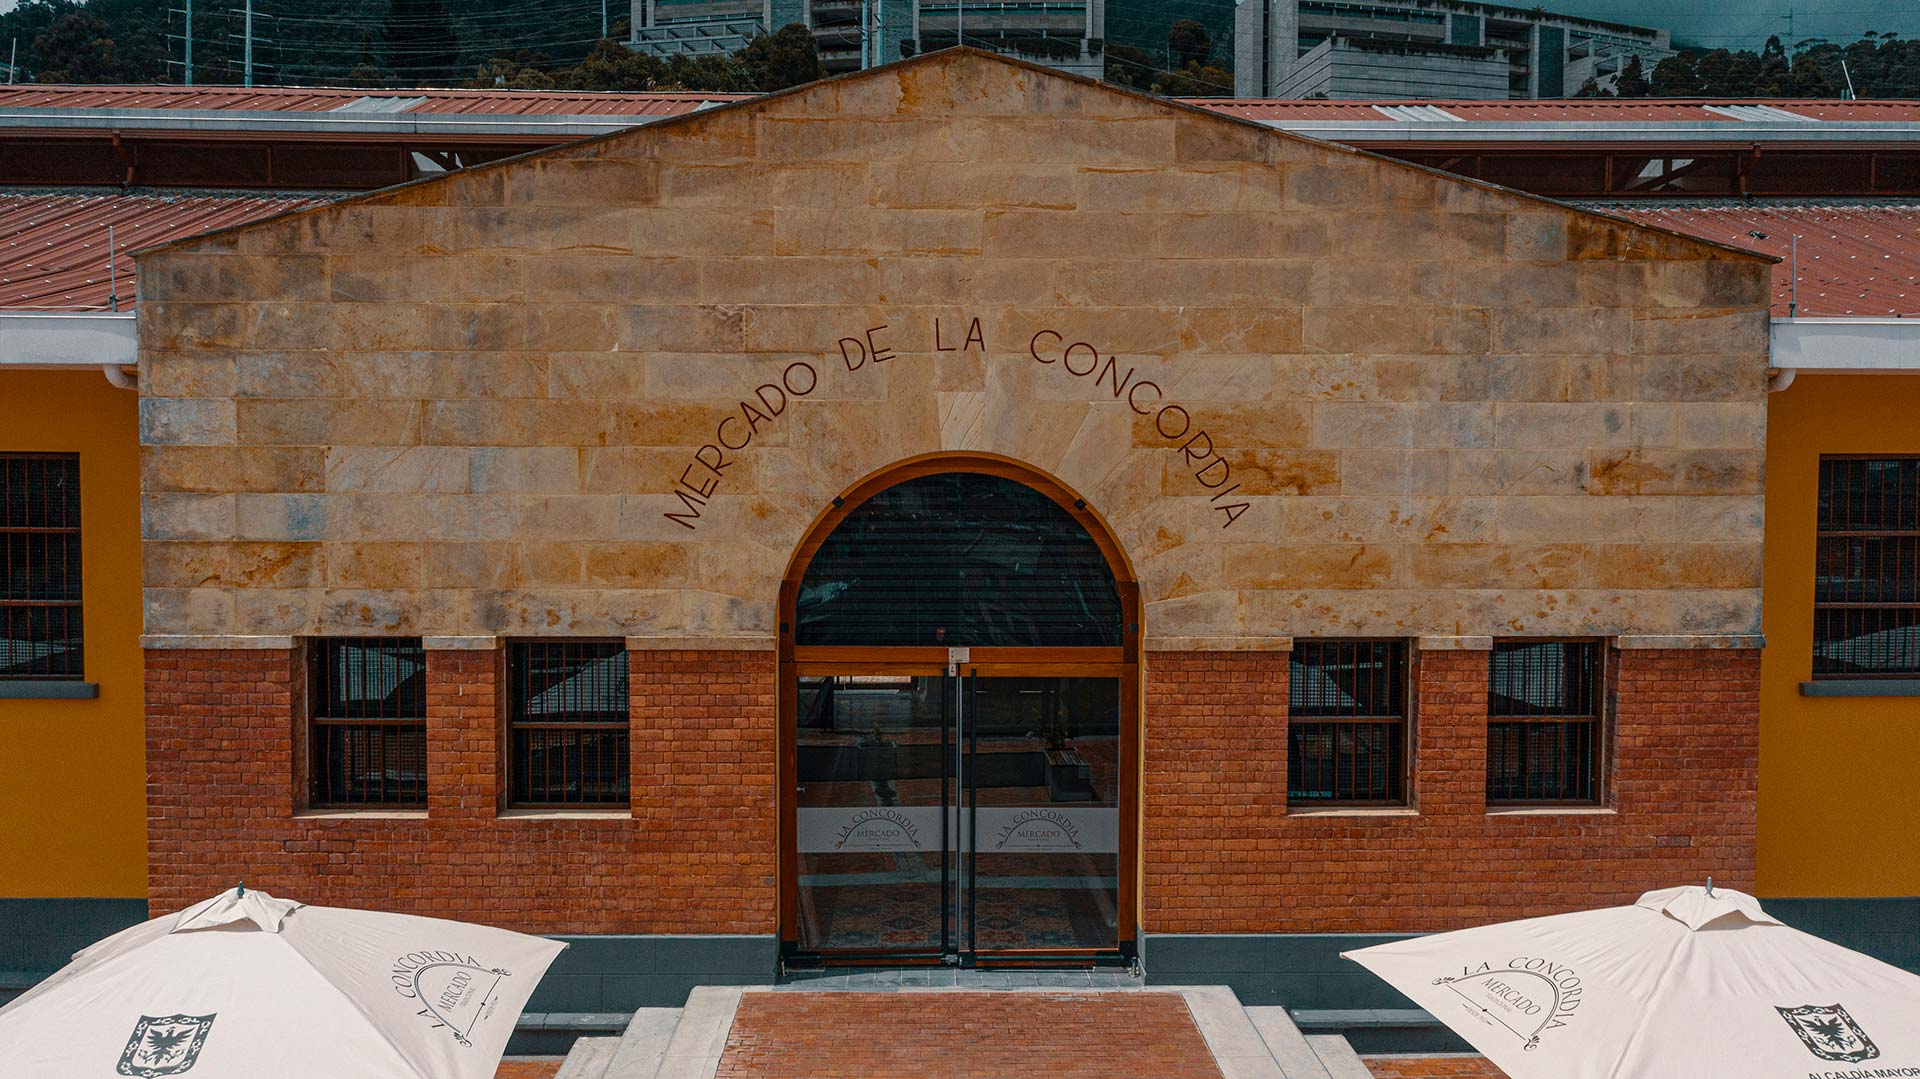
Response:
[0,887,565,1078]
[1344,885,1920,1078]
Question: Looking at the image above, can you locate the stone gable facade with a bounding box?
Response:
[135,50,1772,647]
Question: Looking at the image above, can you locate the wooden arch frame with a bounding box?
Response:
[775,452,1142,960]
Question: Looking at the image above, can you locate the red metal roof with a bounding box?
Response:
[0,84,745,117]
[1189,98,1920,124]
[1591,203,1920,318]
[0,191,334,310]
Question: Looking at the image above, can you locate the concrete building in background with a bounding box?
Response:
[1233,0,1672,99]
[628,0,1104,77]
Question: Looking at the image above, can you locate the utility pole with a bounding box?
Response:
[244,0,253,88]
[601,0,608,39]
[184,0,194,86]
[7,38,15,84]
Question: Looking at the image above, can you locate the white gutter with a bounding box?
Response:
[1769,317,1920,391]
[0,311,137,368]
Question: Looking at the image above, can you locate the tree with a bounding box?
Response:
[1650,52,1696,96]
[32,10,117,83]
[735,24,823,92]
[1723,51,1762,96]
[1167,18,1210,70]
[384,0,459,84]
[1614,54,1651,98]
[1757,34,1793,96]
[1573,75,1612,98]
[470,54,556,89]
[1102,43,1158,91]
[562,38,673,91]
[1693,48,1734,95]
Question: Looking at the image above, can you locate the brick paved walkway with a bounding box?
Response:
[1366,1056,1508,1078]
[715,992,1226,1079]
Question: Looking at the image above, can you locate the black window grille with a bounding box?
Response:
[1,454,83,681]
[1815,456,1920,678]
[795,471,1123,648]
[309,638,427,807]
[1487,640,1602,805]
[508,640,630,808]
[1288,640,1408,804]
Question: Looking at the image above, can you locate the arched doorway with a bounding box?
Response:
[778,455,1140,965]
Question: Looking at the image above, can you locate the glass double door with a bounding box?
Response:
[793,666,1124,960]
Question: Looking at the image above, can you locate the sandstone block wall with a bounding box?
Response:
[135,51,1773,646]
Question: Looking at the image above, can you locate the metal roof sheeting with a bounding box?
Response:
[1194,98,1920,124]
[0,84,745,117]
[0,191,336,311]
[1588,202,1920,318]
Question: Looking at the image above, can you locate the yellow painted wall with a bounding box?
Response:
[0,371,146,898]
[1761,373,1920,898]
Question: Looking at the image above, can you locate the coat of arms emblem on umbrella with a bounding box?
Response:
[1777,1004,1880,1063]
[116,1013,216,1077]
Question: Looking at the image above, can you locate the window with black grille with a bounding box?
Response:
[508,640,630,808]
[1487,641,1602,805]
[1,454,82,681]
[1288,640,1408,804]
[1815,457,1920,678]
[308,638,427,807]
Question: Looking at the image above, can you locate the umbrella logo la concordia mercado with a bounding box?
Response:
[1777,1003,1881,1064]
[390,949,517,1047]
[116,1013,216,1077]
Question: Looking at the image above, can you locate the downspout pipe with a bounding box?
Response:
[1767,367,1796,393]
[102,363,137,391]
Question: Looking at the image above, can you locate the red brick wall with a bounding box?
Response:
[150,643,1754,938]
[145,646,777,933]
[1143,647,1759,934]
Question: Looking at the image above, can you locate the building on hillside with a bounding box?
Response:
[1231,0,1673,100]
[628,0,1105,77]
[2,63,1918,1053]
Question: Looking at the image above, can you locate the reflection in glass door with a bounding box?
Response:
[794,672,1121,959]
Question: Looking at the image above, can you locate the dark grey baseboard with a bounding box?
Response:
[1764,896,1920,973]
[0,897,149,1004]
[527,933,778,1013]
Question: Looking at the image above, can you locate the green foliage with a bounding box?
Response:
[0,0,828,92]
[735,23,824,92]
[1646,31,1917,98]
[1614,54,1651,98]
[384,0,459,81]
[1103,19,1230,96]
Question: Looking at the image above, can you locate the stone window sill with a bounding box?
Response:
[1800,679,1920,698]
[1287,806,1418,818]
[295,809,428,820]
[1487,806,1617,817]
[0,681,99,700]
[498,808,632,821]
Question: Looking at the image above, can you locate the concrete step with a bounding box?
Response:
[1306,1033,1377,1079]
[549,982,1376,1079]
[553,1036,621,1079]
[1246,1006,1334,1079]
[597,1006,684,1079]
